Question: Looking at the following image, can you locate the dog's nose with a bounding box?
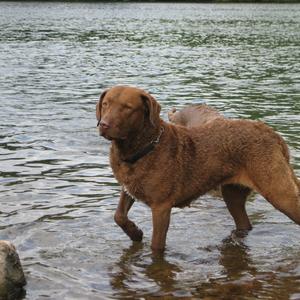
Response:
[99,120,110,130]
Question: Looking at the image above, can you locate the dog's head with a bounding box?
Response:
[96,86,161,141]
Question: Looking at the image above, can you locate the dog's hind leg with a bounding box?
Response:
[221,184,252,231]
[262,184,300,225]
[250,159,300,225]
[114,190,143,242]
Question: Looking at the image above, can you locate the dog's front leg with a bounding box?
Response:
[151,202,172,253]
[114,190,143,242]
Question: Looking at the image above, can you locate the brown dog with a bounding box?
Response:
[96,86,300,252]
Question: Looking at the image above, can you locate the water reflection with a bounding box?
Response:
[110,242,183,298]
[108,233,300,299]
[195,233,300,299]
[220,232,255,278]
[200,234,260,299]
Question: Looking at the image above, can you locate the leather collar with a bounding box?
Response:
[123,127,164,164]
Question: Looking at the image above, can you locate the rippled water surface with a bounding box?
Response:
[1,2,300,299]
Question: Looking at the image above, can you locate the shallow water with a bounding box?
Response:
[0,2,300,299]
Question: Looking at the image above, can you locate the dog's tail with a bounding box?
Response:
[168,108,177,123]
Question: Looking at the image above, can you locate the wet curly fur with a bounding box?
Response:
[96,86,300,252]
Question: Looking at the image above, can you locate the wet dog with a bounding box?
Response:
[96,86,300,252]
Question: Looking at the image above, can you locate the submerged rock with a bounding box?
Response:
[0,241,26,299]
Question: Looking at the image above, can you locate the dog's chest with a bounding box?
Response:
[123,183,143,202]
[111,159,149,203]
[122,176,148,203]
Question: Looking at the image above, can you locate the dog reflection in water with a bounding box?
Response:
[109,242,181,297]
[108,235,261,299]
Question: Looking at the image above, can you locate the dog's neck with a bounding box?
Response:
[113,119,162,164]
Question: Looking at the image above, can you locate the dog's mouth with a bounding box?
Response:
[101,132,113,141]
[99,128,126,141]
[99,128,114,141]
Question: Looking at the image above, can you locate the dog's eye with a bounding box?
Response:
[102,101,108,108]
[124,104,133,111]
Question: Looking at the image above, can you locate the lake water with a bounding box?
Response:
[0,2,300,299]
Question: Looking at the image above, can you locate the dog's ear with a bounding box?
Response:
[96,89,108,124]
[141,92,161,127]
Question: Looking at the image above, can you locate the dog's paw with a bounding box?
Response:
[125,222,143,242]
[231,229,250,239]
[129,227,143,242]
